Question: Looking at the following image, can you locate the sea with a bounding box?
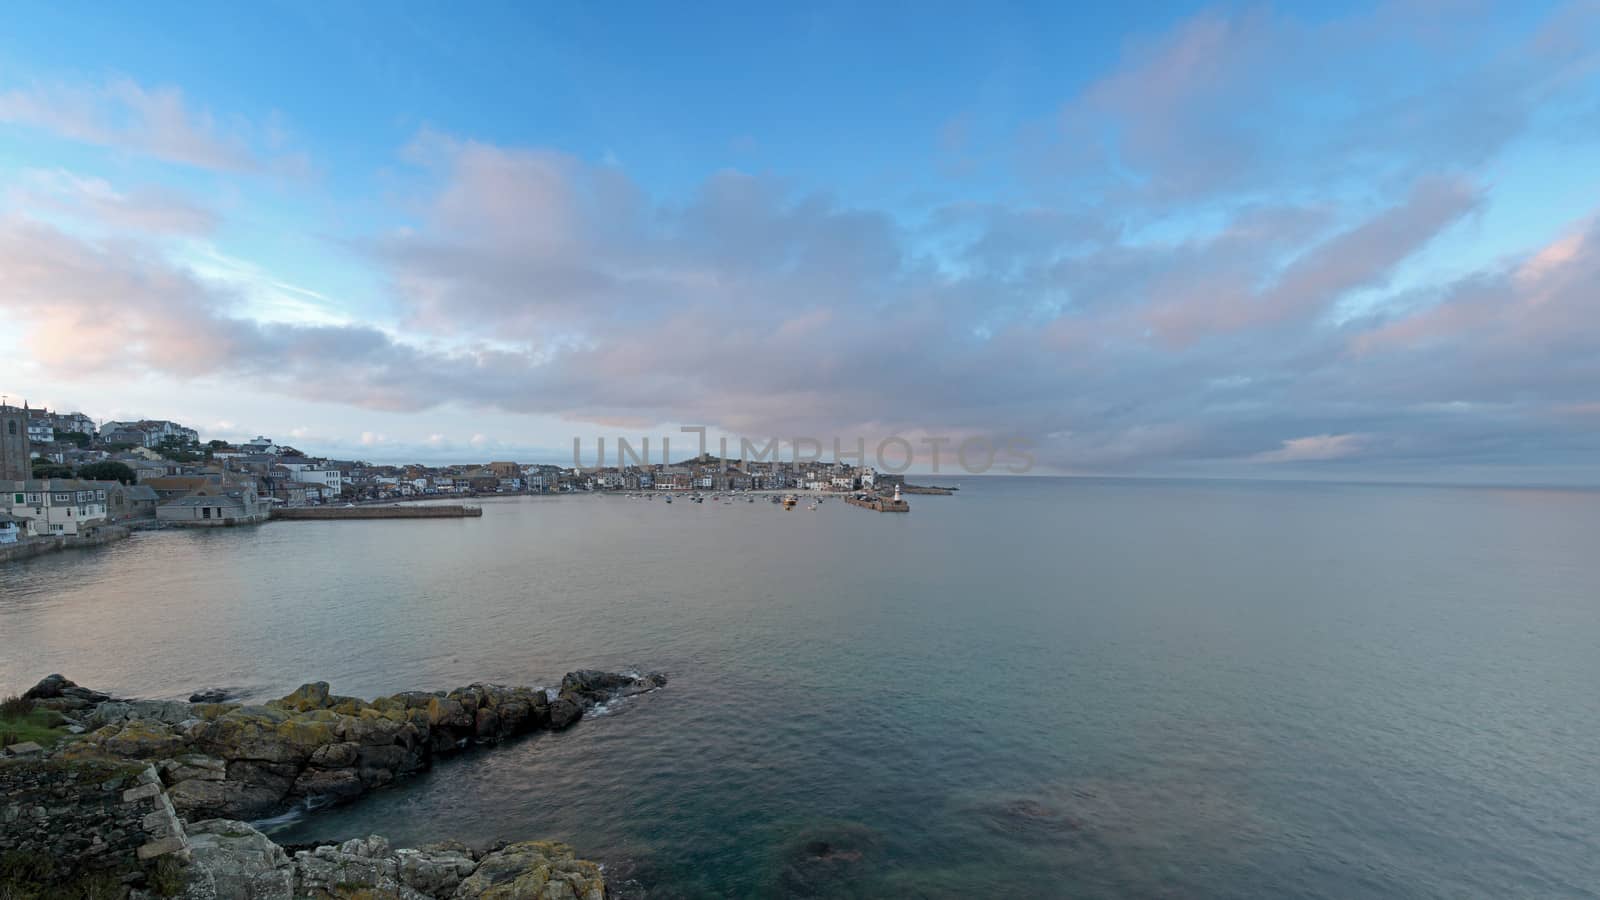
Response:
[3,477,1598,898]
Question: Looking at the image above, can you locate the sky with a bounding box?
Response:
[1,1,1598,481]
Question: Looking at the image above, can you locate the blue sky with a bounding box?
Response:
[1,1,1598,480]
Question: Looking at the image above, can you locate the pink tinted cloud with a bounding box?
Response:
[1251,433,1367,463]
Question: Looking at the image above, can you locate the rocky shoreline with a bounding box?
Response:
[2,669,666,898]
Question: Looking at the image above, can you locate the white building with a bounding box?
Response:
[25,419,53,444]
[280,462,344,496]
[241,436,281,454]
[3,479,108,536]
[0,513,18,544]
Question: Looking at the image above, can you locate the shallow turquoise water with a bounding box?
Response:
[4,478,1599,897]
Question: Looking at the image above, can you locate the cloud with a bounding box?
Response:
[10,169,218,235]
[1252,433,1367,463]
[0,77,300,173]
[2,4,1598,479]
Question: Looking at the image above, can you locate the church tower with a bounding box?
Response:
[0,400,32,482]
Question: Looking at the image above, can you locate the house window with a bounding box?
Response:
[6,421,14,435]
[202,507,212,519]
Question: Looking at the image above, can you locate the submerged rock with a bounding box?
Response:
[772,821,882,898]
[189,688,239,704]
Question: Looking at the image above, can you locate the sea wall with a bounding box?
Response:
[0,525,131,564]
[270,505,482,520]
[0,758,189,892]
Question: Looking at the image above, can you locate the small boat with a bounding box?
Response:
[782,494,798,509]
[807,503,817,510]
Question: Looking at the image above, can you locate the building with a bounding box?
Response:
[156,488,267,527]
[24,414,53,445]
[101,420,199,448]
[280,462,344,496]
[49,411,96,436]
[2,479,109,536]
[0,403,32,481]
[104,483,160,521]
[240,436,280,454]
[0,512,18,544]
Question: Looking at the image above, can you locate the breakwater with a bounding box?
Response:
[271,505,482,520]
[845,494,910,512]
[901,484,957,495]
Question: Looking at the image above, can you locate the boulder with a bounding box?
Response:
[426,696,473,730]
[393,845,479,896]
[547,698,582,730]
[161,753,228,783]
[196,708,335,765]
[453,840,607,900]
[474,707,501,741]
[22,673,110,711]
[308,741,360,769]
[272,682,332,712]
[291,767,365,803]
[184,818,295,900]
[189,688,236,704]
[100,719,190,758]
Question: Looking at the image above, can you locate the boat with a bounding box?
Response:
[782,494,798,509]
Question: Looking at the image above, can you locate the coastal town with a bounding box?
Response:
[1,401,934,553]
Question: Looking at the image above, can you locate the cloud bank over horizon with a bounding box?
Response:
[1,2,1598,480]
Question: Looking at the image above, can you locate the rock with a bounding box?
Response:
[559,670,637,704]
[184,818,295,900]
[291,767,365,803]
[773,822,881,898]
[272,682,331,712]
[167,760,298,820]
[3,741,43,757]
[100,719,190,758]
[547,698,582,730]
[22,673,76,699]
[196,707,334,765]
[307,741,359,769]
[425,696,473,730]
[161,754,228,784]
[292,838,427,900]
[453,840,607,900]
[474,707,501,741]
[22,673,110,706]
[393,846,478,895]
[189,688,235,704]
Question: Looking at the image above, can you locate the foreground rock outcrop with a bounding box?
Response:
[23,671,666,821]
[180,820,606,900]
[5,670,662,898]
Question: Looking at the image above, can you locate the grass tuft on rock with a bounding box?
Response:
[0,704,68,749]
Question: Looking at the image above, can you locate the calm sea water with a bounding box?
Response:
[4,477,1599,898]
